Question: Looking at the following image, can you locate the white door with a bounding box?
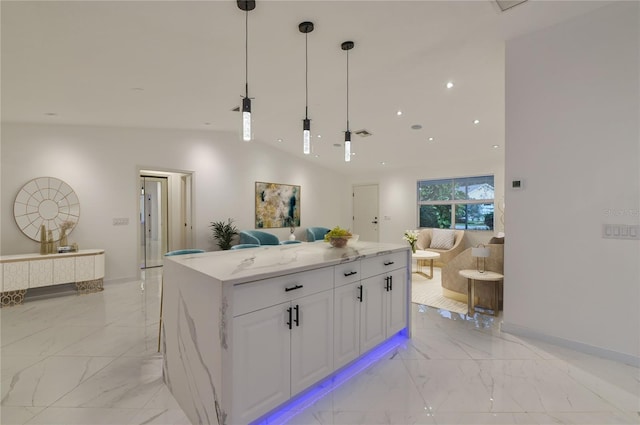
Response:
[232,303,291,423]
[140,176,168,269]
[333,282,361,369]
[290,290,334,395]
[352,184,379,242]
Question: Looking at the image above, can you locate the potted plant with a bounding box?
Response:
[210,218,239,250]
[324,226,352,248]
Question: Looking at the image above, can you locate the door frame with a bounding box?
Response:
[136,167,195,269]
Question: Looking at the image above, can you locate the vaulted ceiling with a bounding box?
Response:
[1,1,610,173]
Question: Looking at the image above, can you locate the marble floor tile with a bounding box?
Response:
[1,355,115,407]
[1,273,638,425]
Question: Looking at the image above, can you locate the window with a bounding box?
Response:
[418,175,494,230]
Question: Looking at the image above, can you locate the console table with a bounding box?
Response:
[0,249,105,306]
[459,269,503,316]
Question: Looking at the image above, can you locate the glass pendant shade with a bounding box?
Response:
[303,118,311,155]
[344,131,351,162]
[242,97,252,142]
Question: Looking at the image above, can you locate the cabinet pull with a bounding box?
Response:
[385,276,391,292]
[357,285,363,302]
[384,261,395,266]
[343,271,358,277]
[389,275,393,291]
[285,284,304,292]
[286,307,292,329]
[294,305,300,327]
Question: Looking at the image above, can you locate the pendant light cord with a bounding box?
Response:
[305,32,309,119]
[245,9,249,98]
[346,48,350,132]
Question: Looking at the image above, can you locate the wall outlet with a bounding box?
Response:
[113,218,129,226]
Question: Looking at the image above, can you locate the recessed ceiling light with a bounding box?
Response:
[314,154,320,158]
[277,138,283,142]
[473,119,480,124]
[411,124,422,130]
[333,143,342,147]
[446,82,454,89]
[396,110,403,116]
[492,144,500,149]
[44,112,57,116]
[204,122,211,126]
[131,87,144,91]
[428,137,434,142]
[380,161,386,165]
[317,134,322,138]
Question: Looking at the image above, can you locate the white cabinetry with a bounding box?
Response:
[231,267,334,424]
[335,251,408,365]
[161,242,410,425]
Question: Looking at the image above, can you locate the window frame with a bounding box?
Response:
[417,175,495,230]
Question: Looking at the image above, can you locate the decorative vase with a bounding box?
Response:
[60,229,68,247]
[411,243,416,253]
[289,233,296,241]
[40,225,47,255]
[47,230,54,254]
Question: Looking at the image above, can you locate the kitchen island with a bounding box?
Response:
[161,241,410,425]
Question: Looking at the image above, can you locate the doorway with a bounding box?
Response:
[140,176,168,269]
[352,184,379,242]
[138,170,194,270]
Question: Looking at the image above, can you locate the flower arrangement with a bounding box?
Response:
[324,226,352,248]
[403,230,419,253]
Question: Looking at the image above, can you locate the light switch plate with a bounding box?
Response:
[602,224,639,240]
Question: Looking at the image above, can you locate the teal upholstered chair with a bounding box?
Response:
[306,227,330,242]
[231,244,260,250]
[160,248,205,351]
[239,230,280,245]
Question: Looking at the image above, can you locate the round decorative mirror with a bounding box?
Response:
[13,177,80,242]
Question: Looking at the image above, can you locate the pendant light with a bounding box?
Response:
[342,41,354,162]
[238,0,255,142]
[299,21,314,155]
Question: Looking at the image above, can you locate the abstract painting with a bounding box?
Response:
[255,182,301,228]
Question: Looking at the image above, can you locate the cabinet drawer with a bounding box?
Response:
[360,251,408,279]
[233,267,333,317]
[334,261,361,287]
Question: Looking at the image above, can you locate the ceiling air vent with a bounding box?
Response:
[355,129,372,137]
[494,0,527,12]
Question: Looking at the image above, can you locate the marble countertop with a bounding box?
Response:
[165,241,409,285]
[0,249,105,262]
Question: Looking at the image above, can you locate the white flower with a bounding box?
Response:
[403,230,418,244]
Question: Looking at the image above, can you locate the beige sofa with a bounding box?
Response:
[415,228,465,267]
[441,242,504,309]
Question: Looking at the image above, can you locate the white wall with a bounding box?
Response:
[503,2,639,363]
[349,155,505,249]
[1,123,350,281]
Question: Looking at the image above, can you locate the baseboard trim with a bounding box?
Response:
[501,321,640,367]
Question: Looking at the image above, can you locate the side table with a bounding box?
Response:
[411,251,440,279]
[458,269,503,316]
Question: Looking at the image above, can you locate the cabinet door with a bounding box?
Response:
[3,261,29,291]
[232,303,291,424]
[29,259,53,288]
[291,290,334,395]
[359,275,386,353]
[334,282,361,369]
[387,269,407,336]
